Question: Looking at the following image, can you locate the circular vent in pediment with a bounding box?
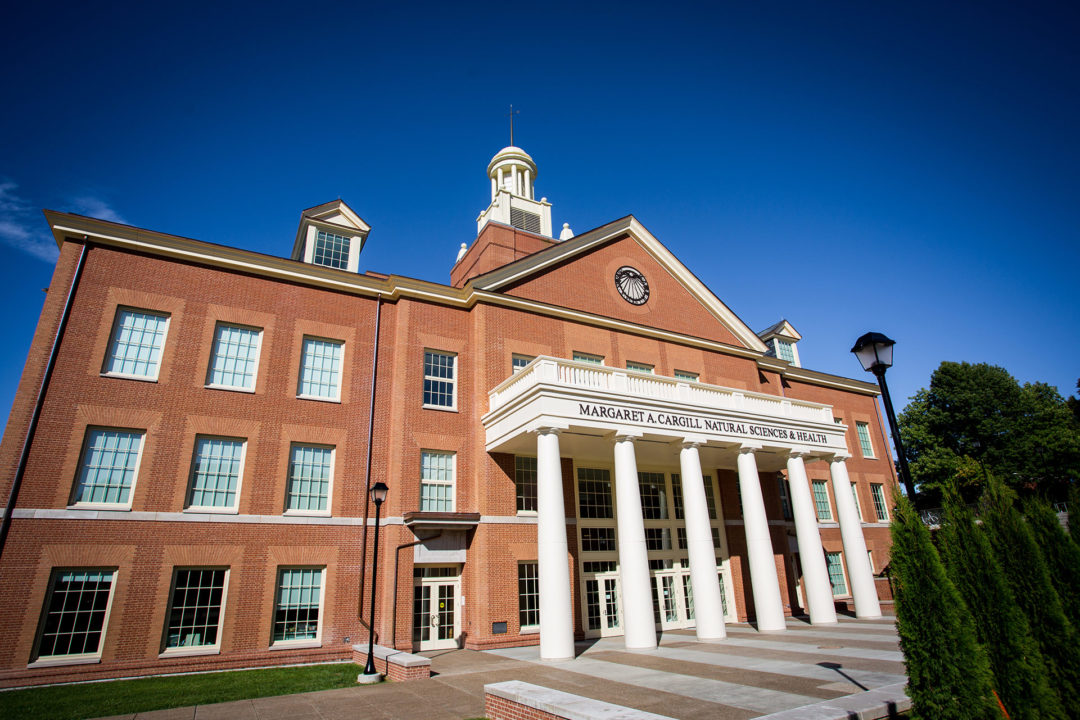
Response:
[614,266,649,305]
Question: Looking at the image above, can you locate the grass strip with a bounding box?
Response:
[0,662,361,720]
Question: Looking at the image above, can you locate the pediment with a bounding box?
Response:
[471,216,768,352]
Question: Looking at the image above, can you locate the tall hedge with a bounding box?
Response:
[890,492,1000,718]
[938,489,1065,719]
[1024,497,1080,632]
[981,478,1080,711]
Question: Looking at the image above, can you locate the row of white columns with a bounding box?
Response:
[535,430,881,661]
[491,166,534,201]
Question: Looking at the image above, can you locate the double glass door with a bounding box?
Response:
[583,571,622,637]
[651,568,694,630]
[413,566,460,650]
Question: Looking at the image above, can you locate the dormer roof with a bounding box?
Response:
[757,319,802,342]
[291,199,371,262]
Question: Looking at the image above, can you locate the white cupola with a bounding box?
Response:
[476,146,553,238]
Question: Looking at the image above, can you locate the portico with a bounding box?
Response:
[484,357,882,659]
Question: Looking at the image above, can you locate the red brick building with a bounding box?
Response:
[0,145,896,687]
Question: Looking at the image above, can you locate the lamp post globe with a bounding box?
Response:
[850,333,917,503]
[360,482,389,682]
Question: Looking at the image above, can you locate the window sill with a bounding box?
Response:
[205,384,256,394]
[296,395,342,404]
[101,372,159,383]
[269,640,322,651]
[519,627,540,635]
[284,510,331,519]
[516,511,538,518]
[422,404,458,413]
[159,647,221,659]
[184,507,239,515]
[28,655,101,669]
[68,503,132,512]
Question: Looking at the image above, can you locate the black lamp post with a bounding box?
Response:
[851,332,917,503]
[362,481,389,679]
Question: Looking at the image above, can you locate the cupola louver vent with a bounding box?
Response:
[510,207,542,234]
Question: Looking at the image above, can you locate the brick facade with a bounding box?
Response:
[0,204,897,688]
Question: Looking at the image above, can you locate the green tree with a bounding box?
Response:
[937,487,1064,719]
[1069,483,1080,546]
[889,491,1001,718]
[898,362,1080,499]
[1024,497,1080,632]
[980,478,1080,711]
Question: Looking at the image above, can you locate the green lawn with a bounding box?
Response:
[0,662,363,720]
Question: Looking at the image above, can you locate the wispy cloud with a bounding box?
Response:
[0,181,58,263]
[71,196,127,225]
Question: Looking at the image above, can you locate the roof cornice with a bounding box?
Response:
[44,210,872,396]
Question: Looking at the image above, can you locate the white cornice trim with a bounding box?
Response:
[46,211,874,395]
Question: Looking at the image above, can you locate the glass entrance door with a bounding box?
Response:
[651,568,693,630]
[583,572,622,637]
[413,567,460,651]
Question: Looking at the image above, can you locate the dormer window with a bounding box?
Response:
[292,200,370,274]
[313,230,351,270]
[756,319,802,368]
[774,338,795,363]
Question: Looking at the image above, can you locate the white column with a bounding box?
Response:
[497,168,504,193]
[830,456,882,618]
[490,176,497,201]
[737,446,786,632]
[511,165,519,196]
[613,435,657,650]
[524,168,532,198]
[787,452,838,625]
[536,429,574,660]
[680,443,726,640]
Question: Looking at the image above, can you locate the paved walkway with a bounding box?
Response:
[97,616,905,720]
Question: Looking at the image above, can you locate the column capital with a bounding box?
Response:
[738,443,762,454]
[828,452,852,462]
[534,426,564,436]
[787,448,812,459]
[680,440,704,450]
[613,433,642,443]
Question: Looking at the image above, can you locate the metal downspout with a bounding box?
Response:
[0,242,90,562]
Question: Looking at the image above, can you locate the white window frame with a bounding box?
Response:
[69,427,145,511]
[850,482,863,521]
[284,443,335,517]
[102,307,170,382]
[420,450,456,512]
[30,568,118,667]
[270,566,326,649]
[626,361,653,374]
[572,351,604,365]
[855,421,876,458]
[422,349,458,411]
[185,436,247,514]
[825,551,850,597]
[312,229,352,270]
[871,483,890,522]
[511,354,535,374]
[812,480,833,521]
[515,455,538,515]
[297,336,344,402]
[206,322,263,392]
[673,370,699,382]
[160,567,230,657]
[518,562,540,633]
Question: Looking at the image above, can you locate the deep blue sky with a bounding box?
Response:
[1,1,1077,434]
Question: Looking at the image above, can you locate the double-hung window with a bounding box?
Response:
[850,483,863,520]
[423,350,456,409]
[855,422,875,458]
[871,484,889,521]
[286,444,334,514]
[518,563,539,631]
[313,230,350,270]
[298,337,344,401]
[812,480,832,521]
[572,351,603,365]
[163,568,227,653]
[207,323,261,390]
[33,569,117,663]
[825,552,848,596]
[71,428,144,508]
[104,308,169,380]
[420,451,454,512]
[673,370,698,382]
[187,436,245,512]
[511,354,534,374]
[515,456,537,513]
[272,567,325,645]
[777,476,793,520]
[626,361,653,374]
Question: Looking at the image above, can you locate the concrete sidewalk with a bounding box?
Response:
[96,616,907,720]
